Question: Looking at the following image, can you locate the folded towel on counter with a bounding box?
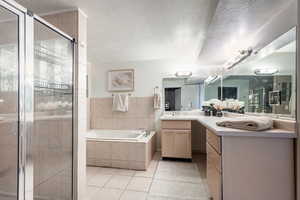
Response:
[154,93,161,110]
[112,93,129,112]
[216,116,273,131]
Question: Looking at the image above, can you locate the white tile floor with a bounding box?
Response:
[86,153,209,200]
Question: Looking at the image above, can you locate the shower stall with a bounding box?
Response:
[0,0,74,200]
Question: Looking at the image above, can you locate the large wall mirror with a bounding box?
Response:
[204,76,222,101]
[221,27,296,118]
[162,27,296,119]
[162,78,204,111]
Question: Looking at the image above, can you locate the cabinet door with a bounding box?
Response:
[207,166,222,200]
[174,130,192,158]
[161,130,175,157]
[207,143,222,200]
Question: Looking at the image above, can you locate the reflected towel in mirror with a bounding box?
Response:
[154,93,161,110]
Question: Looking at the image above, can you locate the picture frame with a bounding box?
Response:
[107,69,135,92]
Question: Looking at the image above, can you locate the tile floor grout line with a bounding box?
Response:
[146,154,161,198]
[102,174,114,188]
[118,188,127,200]
[117,173,134,199]
[87,153,209,200]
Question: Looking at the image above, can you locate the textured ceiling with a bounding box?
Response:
[198,0,297,66]
[13,0,297,71]
[15,0,218,64]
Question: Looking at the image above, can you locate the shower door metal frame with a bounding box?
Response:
[29,14,76,200]
[0,0,76,200]
[0,1,27,200]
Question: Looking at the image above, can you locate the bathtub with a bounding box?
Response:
[86,129,147,141]
[86,130,156,170]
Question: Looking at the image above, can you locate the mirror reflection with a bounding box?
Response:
[162,78,204,111]
[203,76,222,101]
[163,27,296,119]
[222,27,296,118]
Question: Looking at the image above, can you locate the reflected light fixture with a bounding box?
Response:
[254,68,279,75]
[205,75,220,84]
[175,71,192,78]
[225,48,253,70]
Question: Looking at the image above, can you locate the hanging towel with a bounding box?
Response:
[112,93,129,112]
[154,93,161,110]
[216,116,273,131]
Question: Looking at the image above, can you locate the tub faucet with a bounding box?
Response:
[139,128,149,136]
[138,128,146,133]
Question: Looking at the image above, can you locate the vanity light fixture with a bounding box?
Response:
[205,75,220,84]
[254,68,279,75]
[225,48,253,70]
[175,71,192,78]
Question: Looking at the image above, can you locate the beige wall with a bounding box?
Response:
[90,97,208,153]
[90,97,155,130]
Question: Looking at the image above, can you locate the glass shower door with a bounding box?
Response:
[0,3,20,200]
[32,19,73,200]
[0,1,74,200]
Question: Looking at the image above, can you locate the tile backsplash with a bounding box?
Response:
[90,97,155,130]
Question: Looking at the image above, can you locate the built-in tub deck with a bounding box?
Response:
[86,130,156,170]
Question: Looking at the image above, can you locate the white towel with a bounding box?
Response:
[112,93,129,112]
[216,116,273,131]
[154,93,161,110]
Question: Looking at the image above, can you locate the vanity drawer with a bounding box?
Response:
[207,143,222,173]
[207,129,221,154]
[161,120,191,130]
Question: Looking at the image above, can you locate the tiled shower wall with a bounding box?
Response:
[90,97,155,130]
[0,92,17,114]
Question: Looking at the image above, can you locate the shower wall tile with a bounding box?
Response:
[90,97,155,130]
[0,92,17,114]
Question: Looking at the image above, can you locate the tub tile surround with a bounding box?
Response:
[87,132,156,170]
[90,97,155,130]
[86,153,210,200]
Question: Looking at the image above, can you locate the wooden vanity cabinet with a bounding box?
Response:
[161,120,192,159]
[207,129,222,200]
[206,129,294,200]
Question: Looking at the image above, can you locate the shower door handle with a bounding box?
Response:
[86,75,89,98]
[19,134,25,169]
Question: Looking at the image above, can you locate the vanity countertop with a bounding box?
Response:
[160,115,296,138]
